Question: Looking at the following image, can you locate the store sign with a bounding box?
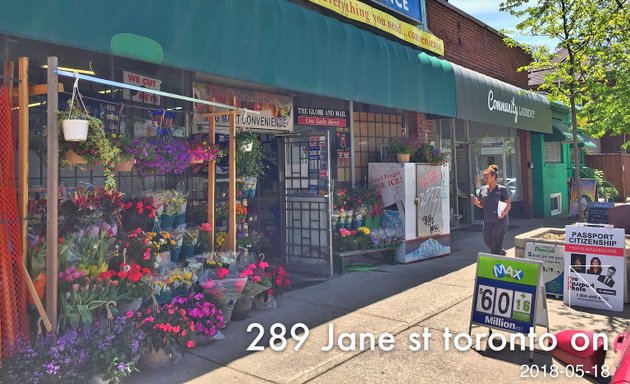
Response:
[470,253,547,335]
[308,0,443,56]
[123,71,161,105]
[295,106,349,127]
[368,0,422,23]
[368,164,404,207]
[564,224,626,312]
[525,242,564,297]
[487,90,536,123]
[192,83,293,132]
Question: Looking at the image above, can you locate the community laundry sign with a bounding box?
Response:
[487,90,536,123]
[564,224,626,312]
[192,83,293,132]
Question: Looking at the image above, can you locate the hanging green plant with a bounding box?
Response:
[58,110,121,190]
[235,131,265,178]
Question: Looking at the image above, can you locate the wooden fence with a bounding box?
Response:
[585,153,630,202]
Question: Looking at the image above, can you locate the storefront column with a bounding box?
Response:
[518,130,534,218]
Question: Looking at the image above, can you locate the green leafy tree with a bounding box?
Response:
[500,0,629,221]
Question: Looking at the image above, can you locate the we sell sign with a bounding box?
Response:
[564,225,626,312]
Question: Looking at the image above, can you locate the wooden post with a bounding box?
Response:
[227,98,237,252]
[3,61,14,99]
[208,99,216,251]
[45,57,59,335]
[18,57,28,264]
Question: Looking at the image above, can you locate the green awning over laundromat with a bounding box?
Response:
[453,63,552,133]
[0,0,456,117]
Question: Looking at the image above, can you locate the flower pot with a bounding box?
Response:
[189,154,204,164]
[193,333,215,347]
[171,246,182,263]
[89,373,109,384]
[140,348,172,369]
[373,215,381,229]
[220,306,234,328]
[160,214,175,231]
[182,244,196,259]
[240,142,253,152]
[62,119,89,141]
[159,251,171,266]
[64,149,88,165]
[28,272,46,306]
[232,295,255,321]
[253,293,277,311]
[396,153,411,163]
[114,158,134,172]
[173,213,186,227]
[117,298,143,315]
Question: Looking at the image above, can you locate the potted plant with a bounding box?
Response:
[57,93,90,142]
[182,228,199,259]
[128,137,191,176]
[171,292,224,346]
[412,143,447,165]
[109,132,135,172]
[188,136,224,164]
[236,132,265,178]
[389,137,417,163]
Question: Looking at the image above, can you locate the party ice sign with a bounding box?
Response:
[564,224,626,312]
[525,242,564,297]
[470,254,547,340]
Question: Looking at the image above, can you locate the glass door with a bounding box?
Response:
[471,140,507,223]
[279,132,333,276]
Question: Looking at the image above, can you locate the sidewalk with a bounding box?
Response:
[131,217,630,384]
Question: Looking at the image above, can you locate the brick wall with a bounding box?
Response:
[408,112,434,142]
[600,134,628,154]
[426,0,531,88]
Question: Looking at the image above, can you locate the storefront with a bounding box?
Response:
[435,63,552,226]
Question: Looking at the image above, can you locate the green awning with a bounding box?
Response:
[547,119,597,148]
[452,63,552,133]
[0,0,456,117]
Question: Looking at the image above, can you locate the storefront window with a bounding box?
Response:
[353,112,404,184]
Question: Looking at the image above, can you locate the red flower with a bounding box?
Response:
[186,340,195,349]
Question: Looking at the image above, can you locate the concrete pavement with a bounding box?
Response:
[130,217,630,383]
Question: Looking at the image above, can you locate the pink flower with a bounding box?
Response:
[186,340,195,349]
[258,261,269,269]
[126,311,134,319]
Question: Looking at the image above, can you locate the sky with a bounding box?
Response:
[446,0,559,51]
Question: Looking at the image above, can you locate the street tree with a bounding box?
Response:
[500,0,629,221]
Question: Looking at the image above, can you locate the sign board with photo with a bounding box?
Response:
[525,242,564,297]
[564,224,626,312]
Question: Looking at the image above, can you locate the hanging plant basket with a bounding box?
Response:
[64,149,88,165]
[189,156,204,165]
[240,142,253,152]
[62,119,89,141]
[114,158,134,172]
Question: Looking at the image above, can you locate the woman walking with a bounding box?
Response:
[471,165,511,255]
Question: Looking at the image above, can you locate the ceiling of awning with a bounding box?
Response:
[0,0,456,117]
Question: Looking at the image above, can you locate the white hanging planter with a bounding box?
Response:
[240,142,253,152]
[62,119,89,141]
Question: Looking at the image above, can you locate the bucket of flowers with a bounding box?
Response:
[172,291,224,346]
[134,300,197,368]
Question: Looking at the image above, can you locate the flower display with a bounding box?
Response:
[412,143,447,165]
[188,140,224,163]
[171,292,224,338]
[99,262,153,302]
[270,266,291,299]
[134,301,196,354]
[128,137,191,176]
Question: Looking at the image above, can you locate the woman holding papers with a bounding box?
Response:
[471,164,511,255]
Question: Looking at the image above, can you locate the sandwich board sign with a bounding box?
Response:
[525,242,564,297]
[469,253,548,360]
[564,224,626,312]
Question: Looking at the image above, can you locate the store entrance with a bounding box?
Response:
[454,143,471,226]
[279,132,333,275]
[471,141,507,224]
